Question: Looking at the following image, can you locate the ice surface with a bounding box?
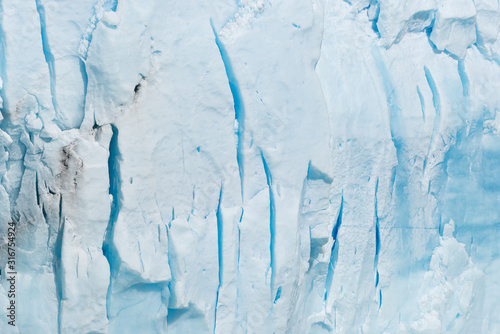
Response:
[0,0,499,333]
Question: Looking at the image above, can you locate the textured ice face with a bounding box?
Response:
[0,0,499,333]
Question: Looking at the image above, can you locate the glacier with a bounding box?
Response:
[0,0,500,333]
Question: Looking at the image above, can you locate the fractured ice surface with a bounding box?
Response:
[0,0,500,333]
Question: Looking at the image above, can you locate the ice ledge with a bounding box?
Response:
[363,0,498,59]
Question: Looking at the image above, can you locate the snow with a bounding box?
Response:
[1,0,500,333]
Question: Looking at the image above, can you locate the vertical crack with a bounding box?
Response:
[235,209,243,319]
[35,0,59,125]
[374,178,380,282]
[374,178,381,311]
[103,124,122,320]
[137,241,145,272]
[368,0,381,38]
[79,57,88,116]
[211,21,246,322]
[423,66,441,173]
[325,194,343,301]
[54,195,64,334]
[0,3,8,116]
[457,60,470,115]
[273,286,281,304]
[370,45,403,176]
[371,45,414,270]
[214,184,223,333]
[210,20,245,201]
[424,66,441,116]
[260,150,276,302]
[417,86,426,122]
[457,61,469,98]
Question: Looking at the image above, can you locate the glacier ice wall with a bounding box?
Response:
[0,0,500,333]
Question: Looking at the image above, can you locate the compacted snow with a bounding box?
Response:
[0,0,499,333]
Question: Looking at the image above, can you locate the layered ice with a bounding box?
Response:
[0,0,500,333]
